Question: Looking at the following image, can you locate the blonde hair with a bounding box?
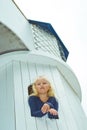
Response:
[31,76,55,97]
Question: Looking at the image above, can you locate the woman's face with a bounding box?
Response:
[35,78,50,94]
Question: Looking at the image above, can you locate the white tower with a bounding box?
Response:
[0,1,87,130]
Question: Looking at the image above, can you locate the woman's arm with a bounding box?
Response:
[47,97,59,110]
[28,96,47,117]
[47,97,59,119]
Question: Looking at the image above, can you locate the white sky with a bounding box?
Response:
[14,0,87,116]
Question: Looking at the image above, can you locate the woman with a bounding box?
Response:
[28,76,59,119]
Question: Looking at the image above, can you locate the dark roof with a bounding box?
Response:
[28,19,69,59]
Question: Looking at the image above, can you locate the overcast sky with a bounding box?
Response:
[14,0,87,116]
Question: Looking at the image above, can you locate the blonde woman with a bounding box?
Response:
[28,76,59,119]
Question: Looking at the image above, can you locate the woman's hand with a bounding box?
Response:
[48,108,58,115]
[41,103,50,113]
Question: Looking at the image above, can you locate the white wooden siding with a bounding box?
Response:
[0,63,15,130]
[0,60,87,130]
[60,75,87,129]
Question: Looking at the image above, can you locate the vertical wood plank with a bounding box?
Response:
[13,61,26,130]
[27,63,37,83]
[27,62,38,130]
[6,62,15,130]
[35,63,44,76]
[20,61,37,130]
[56,102,68,130]
[46,118,59,130]
[49,66,66,98]
[0,65,7,130]
[36,117,48,130]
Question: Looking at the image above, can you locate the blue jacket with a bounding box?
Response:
[28,96,59,119]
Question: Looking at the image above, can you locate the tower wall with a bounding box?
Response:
[0,1,87,130]
[0,52,87,130]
